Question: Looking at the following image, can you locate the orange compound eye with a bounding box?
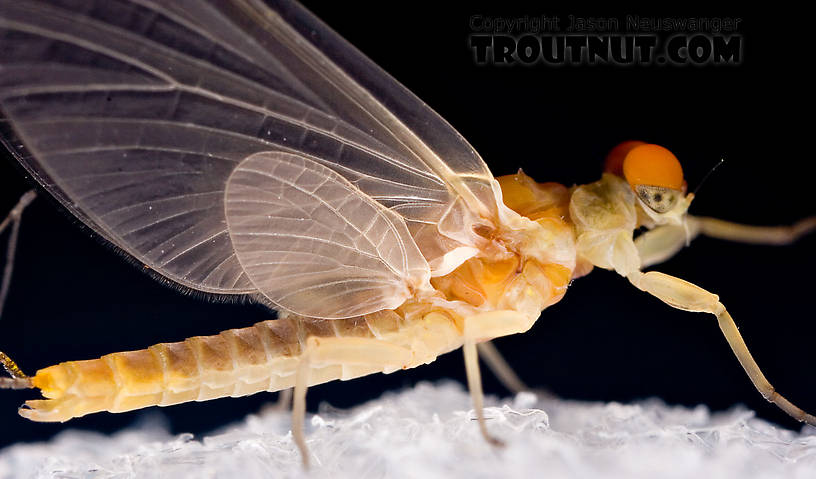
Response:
[604,140,646,176]
[622,143,684,191]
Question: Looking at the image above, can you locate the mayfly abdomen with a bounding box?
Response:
[19,309,465,422]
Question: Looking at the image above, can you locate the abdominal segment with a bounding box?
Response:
[21,309,465,422]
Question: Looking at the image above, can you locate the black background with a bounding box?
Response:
[0,2,813,449]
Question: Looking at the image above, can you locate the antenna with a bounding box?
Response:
[692,157,725,196]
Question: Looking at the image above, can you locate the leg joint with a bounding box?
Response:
[762,386,779,403]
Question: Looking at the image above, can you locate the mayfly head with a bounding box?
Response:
[605,141,694,226]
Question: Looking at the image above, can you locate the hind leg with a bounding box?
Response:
[477,341,529,394]
[0,190,36,319]
[275,387,292,411]
[477,341,556,400]
[292,352,311,469]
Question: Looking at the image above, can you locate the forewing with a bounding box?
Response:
[225,152,428,318]
[0,0,498,304]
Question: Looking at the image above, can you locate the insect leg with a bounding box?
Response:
[459,309,540,441]
[476,341,555,399]
[477,341,557,400]
[635,224,690,268]
[463,340,504,446]
[477,341,529,394]
[258,389,292,416]
[293,349,311,469]
[291,335,412,467]
[276,387,293,411]
[636,216,816,269]
[0,190,37,319]
[627,270,816,425]
[689,215,816,246]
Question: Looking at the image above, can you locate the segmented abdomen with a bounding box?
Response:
[23,310,460,422]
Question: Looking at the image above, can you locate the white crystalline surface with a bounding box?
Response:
[1,382,815,479]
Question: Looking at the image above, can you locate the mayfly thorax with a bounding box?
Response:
[0,0,815,467]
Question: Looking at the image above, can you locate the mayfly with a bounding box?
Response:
[0,0,814,467]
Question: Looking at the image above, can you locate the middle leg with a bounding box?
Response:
[464,340,503,446]
[290,335,413,467]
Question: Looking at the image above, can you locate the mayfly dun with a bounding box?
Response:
[0,0,814,467]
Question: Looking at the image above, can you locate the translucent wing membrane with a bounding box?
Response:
[0,0,498,316]
[225,152,428,318]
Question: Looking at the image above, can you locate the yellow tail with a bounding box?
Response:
[14,309,463,422]
[21,318,312,422]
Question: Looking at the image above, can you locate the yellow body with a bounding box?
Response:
[13,164,816,435]
[22,171,577,422]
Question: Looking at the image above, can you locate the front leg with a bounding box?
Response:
[627,270,816,425]
[636,215,816,269]
[634,224,689,268]
[691,215,816,245]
